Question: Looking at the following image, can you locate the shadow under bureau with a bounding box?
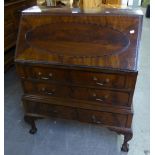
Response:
[15,6,143,152]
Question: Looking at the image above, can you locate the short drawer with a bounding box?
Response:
[70,70,126,89]
[26,66,67,83]
[71,87,129,106]
[78,109,127,127]
[23,80,70,98]
[23,101,77,120]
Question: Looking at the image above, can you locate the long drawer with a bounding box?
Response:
[23,101,78,120]
[23,81,70,98]
[23,66,68,83]
[70,70,126,89]
[71,87,129,106]
[16,65,134,89]
[23,100,127,127]
[78,109,127,127]
[22,80,129,106]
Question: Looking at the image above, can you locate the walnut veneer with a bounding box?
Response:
[15,6,143,152]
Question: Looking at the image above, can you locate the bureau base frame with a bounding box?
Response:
[24,114,133,152]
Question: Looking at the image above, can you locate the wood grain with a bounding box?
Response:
[15,6,143,152]
[15,8,143,71]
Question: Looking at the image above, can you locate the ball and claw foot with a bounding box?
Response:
[29,127,37,134]
[121,132,132,152]
[121,143,129,152]
[24,115,37,134]
[108,127,132,152]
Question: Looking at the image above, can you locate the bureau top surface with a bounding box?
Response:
[22,5,143,16]
[15,6,143,72]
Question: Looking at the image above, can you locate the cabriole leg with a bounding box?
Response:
[108,127,133,152]
[24,115,37,134]
[121,132,133,152]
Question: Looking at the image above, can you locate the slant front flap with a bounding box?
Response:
[25,23,129,57]
[15,12,142,71]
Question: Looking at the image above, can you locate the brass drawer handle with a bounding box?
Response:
[51,110,58,113]
[41,77,50,80]
[95,96,108,101]
[49,73,53,77]
[46,91,55,95]
[93,77,110,85]
[92,115,102,124]
[93,77,98,81]
[47,109,58,113]
[96,98,103,102]
[41,88,55,95]
[93,93,109,101]
[46,92,54,95]
[105,78,110,83]
[96,82,104,86]
[38,72,42,75]
[38,72,53,80]
[53,110,58,113]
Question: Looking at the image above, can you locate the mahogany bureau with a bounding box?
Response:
[15,6,143,152]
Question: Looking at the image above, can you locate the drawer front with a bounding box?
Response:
[71,87,129,106]
[16,65,137,92]
[4,33,17,48]
[24,101,77,120]
[5,22,15,37]
[4,11,13,25]
[23,81,70,98]
[70,71,126,89]
[27,67,67,82]
[78,109,127,127]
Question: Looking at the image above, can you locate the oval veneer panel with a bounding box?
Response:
[25,22,130,57]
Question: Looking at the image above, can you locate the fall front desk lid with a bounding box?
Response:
[15,6,143,71]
